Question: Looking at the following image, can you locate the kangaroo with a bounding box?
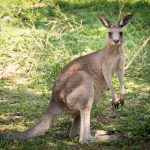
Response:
[1,15,132,143]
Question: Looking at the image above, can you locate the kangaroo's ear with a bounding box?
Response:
[97,16,112,28]
[118,14,133,28]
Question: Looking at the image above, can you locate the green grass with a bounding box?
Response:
[0,0,150,149]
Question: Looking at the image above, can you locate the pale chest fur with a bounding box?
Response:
[112,54,121,72]
[111,50,125,75]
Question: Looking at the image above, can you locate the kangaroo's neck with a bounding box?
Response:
[105,43,123,56]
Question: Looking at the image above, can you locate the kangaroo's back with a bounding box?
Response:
[53,49,105,101]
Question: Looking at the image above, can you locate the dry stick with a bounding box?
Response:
[125,37,150,70]
[118,1,126,19]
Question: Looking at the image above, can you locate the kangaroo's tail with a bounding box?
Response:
[1,100,63,139]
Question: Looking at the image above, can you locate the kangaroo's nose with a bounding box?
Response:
[114,39,119,44]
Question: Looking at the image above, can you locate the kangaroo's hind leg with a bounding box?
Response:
[65,71,95,143]
[70,114,80,137]
[79,97,94,143]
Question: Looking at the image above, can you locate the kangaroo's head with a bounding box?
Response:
[98,15,132,46]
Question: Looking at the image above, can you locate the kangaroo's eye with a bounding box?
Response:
[108,32,112,37]
[119,32,123,36]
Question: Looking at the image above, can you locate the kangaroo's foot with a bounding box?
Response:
[94,134,120,142]
[80,134,120,143]
[80,130,120,143]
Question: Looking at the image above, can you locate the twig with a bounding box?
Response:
[125,37,150,70]
[118,0,126,19]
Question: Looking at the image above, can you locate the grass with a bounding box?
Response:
[0,0,150,149]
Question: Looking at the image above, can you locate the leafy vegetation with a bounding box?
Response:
[0,0,150,149]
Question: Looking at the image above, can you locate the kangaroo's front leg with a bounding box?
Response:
[116,68,125,105]
[102,64,119,108]
[115,54,126,106]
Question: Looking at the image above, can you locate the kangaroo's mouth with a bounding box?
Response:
[112,41,121,46]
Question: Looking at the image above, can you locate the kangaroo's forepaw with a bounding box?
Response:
[119,98,125,106]
[112,98,125,109]
[112,100,120,109]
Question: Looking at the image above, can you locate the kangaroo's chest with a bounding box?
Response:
[111,54,121,73]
